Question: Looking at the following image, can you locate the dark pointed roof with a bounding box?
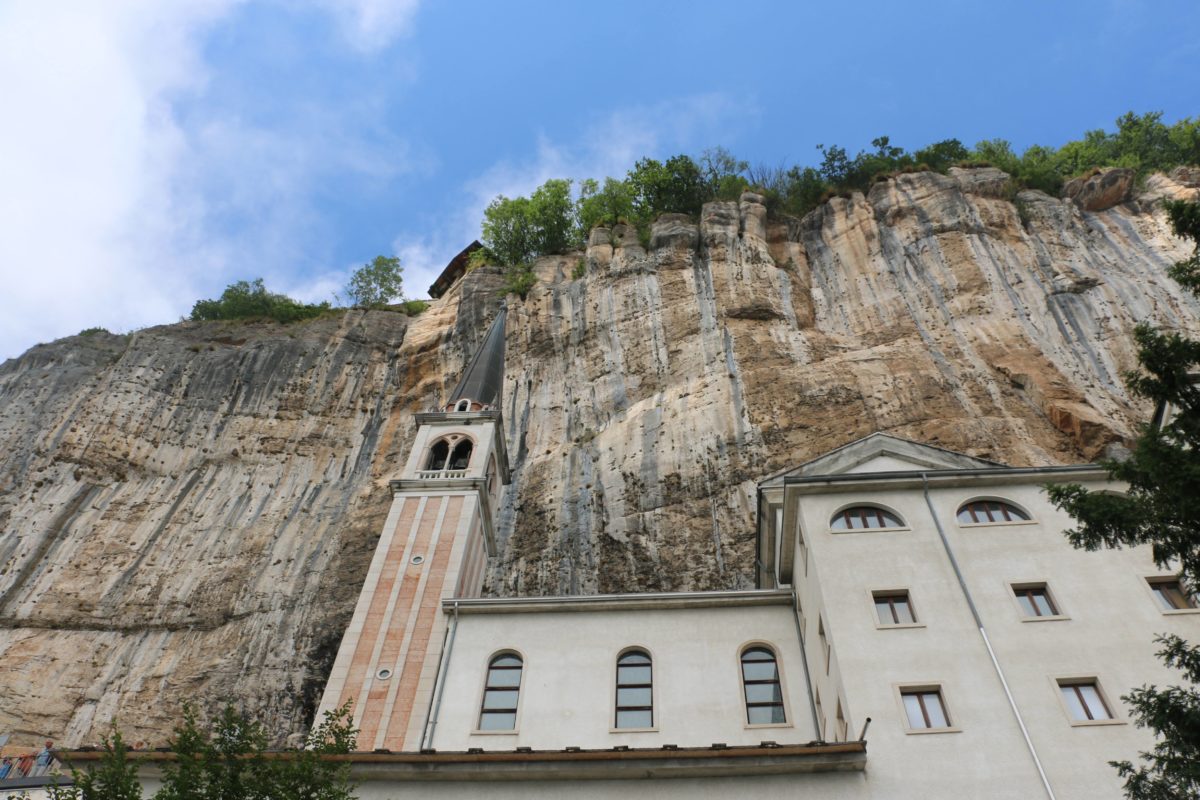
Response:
[448,308,506,409]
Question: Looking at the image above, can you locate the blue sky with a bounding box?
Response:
[1,0,1198,359]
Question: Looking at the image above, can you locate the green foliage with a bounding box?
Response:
[56,704,358,800]
[912,139,971,172]
[476,112,1200,272]
[577,177,636,233]
[345,256,403,308]
[502,266,537,299]
[50,731,143,800]
[1166,200,1200,294]
[627,154,708,222]
[572,258,586,280]
[528,179,577,256]
[399,299,429,316]
[190,279,330,324]
[465,246,495,271]
[1046,201,1200,800]
[700,147,750,200]
[78,327,109,337]
[481,179,578,269]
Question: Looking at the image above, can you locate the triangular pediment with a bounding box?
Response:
[760,433,1004,486]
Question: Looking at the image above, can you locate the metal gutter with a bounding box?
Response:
[778,465,1105,496]
[442,589,795,615]
[921,473,1057,800]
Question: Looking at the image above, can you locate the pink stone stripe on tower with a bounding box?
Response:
[338,497,418,716]
[354,495,445,746]
[383,495,463,750]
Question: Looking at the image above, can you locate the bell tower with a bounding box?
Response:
[316,309,510,751]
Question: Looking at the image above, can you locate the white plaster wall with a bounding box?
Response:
[430,604,816,752]
[793,474,1200,800]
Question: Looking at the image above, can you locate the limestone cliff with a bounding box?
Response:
[1,167,1197,746]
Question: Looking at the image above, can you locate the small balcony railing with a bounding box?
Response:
[416,469,468,480]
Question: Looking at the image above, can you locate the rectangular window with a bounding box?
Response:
[873,591,916,625]
[1059,680,1112,722]
[901,689,950,730]
[1148,578,1198,611]
[1013,584,1059,617]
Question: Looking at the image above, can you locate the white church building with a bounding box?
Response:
[57,309,1200,798]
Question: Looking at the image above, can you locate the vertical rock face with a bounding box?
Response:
[1,169,1198,746]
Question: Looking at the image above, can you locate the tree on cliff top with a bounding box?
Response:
[344,255,404,308]
[1047,198,1200,800]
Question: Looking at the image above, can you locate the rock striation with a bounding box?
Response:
[1,168,1198,747]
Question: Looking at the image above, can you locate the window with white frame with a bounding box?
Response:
[478,653,522,730]
[740,646,786,725]
[614,650,653,729]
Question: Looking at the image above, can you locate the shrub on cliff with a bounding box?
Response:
[190,279,330,324]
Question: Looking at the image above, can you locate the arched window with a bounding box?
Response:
[479,653,522,731]
[456,399,471,412]
[957,499,1030,524]
[741,646,786,724]
[615,650,653,728]
[830,506,904,531]
[449,440,473,471]
[426,439,449,471]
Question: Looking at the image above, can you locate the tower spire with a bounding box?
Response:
[445,307,506,411]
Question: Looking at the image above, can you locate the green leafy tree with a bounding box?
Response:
[49,731,142,800]
[626,155,708,222]
[266,703,357,800]
[481,194,538,267]
[700,147,750,200]
[912,139,970,172]
[1046,200,1200,800]
[481,179,578,269]
[345,256,403,308]
[528,179,577,255]
[576,177,636,233]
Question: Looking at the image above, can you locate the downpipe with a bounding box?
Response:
[421,600,459,751]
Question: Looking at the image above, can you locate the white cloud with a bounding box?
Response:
[0,0,423,361]
[392,93,757,299]
[0,1,241,359]
[310,0,421,53]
